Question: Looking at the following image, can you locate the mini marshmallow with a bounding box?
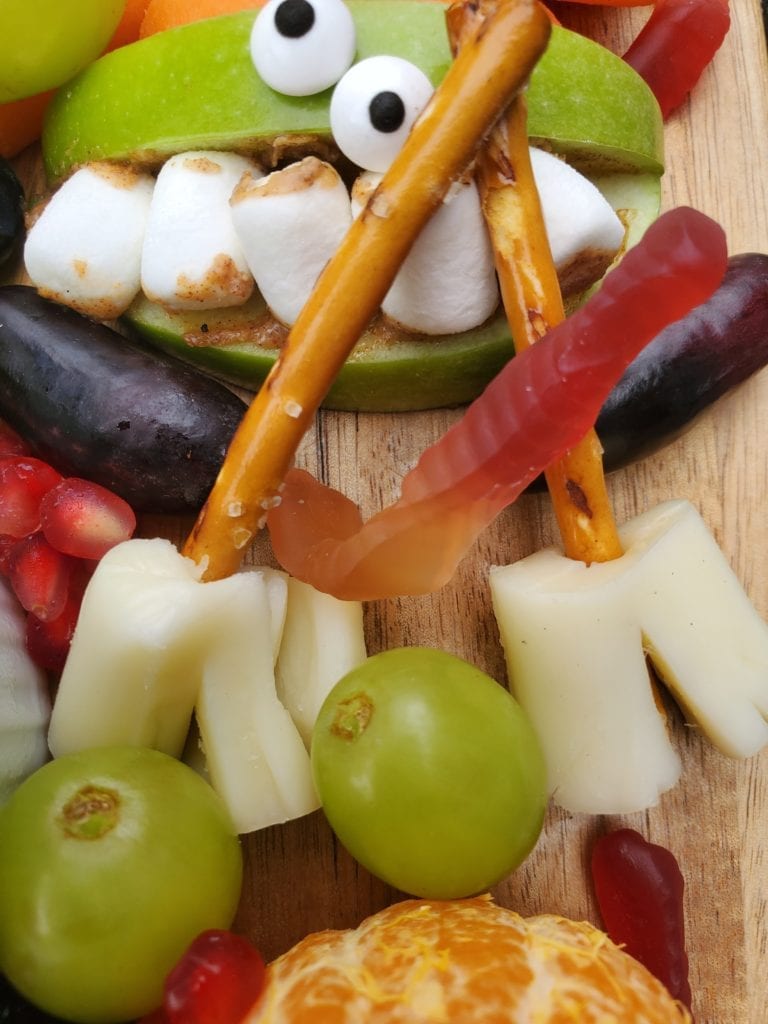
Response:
[24,163,154,319]
[352,171,499,335]
[231,156,352,326]
[141,151,260,310]
[530,147,625,296]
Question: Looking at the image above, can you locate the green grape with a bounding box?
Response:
[0,0,125,103]
[311,646,548,899]
[0,746,243,1023]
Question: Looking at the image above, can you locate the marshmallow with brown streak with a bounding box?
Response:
[352,171,499,335]
[230,157,353,327]
[24,163,154,319]
[530,147,625,296]
[141,151,260,310]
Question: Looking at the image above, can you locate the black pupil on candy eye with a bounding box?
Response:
[274,0,315,38]
[369,91,406,134]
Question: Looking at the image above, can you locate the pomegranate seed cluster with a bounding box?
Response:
[0,419,136,673]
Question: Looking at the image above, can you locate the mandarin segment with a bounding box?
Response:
[247,897,692,1023]
[139,0,266,37]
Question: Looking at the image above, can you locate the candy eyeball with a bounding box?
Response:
[330,56,434,172]
[250,0,356,97]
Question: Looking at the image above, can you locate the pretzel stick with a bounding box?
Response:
[447,1,623,564]
[184,0,550,580]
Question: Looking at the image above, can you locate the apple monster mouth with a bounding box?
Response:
[24,0,625,333]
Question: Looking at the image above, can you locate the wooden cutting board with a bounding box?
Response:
[9,3,768,1022]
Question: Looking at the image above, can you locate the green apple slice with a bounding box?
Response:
[526,29,663,176]
[592,172,664,252]
[44,1,663,411]
[122,172,661,412]
[42,4,663,183]
[564,170,663,312]
[123,298,515,413]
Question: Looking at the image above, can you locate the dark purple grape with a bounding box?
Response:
[527,252,768,490]
[0,160,23,269]
[596,252,768,470]
[0,286,247,514]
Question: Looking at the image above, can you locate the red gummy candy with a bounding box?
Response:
[268,208,727,599]
[624,0,730,119]
[592,828,692,1011]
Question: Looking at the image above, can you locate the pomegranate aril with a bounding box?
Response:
[0,420,30,458]
[40,478,136,560]
[9,533,72,621]
[69,558,96,601]
[162,930,266,1024]
[25,590,82,674]
[0,457,63,538]
[0,534,19,575]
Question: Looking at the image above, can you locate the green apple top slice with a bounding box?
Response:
[42,1,663,184]
[526,27,663,175]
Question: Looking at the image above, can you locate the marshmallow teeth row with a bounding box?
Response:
[24,145,624,333]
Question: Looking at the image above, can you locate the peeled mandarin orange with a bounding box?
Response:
[246,896,692,1023]
[0,91,53,158]
[139,0,266,38]
[106,0,153,50]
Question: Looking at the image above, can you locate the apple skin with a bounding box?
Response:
[527,29,663,175]
[0,0,124,104]
[42,3,663,183]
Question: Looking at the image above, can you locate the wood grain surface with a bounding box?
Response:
[8,3,768,1022]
